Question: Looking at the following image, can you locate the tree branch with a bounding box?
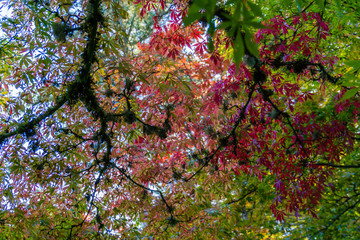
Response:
[0,95,67,143]
[313,163,360,169]
[314,198,360,237]
[225,188,257,205]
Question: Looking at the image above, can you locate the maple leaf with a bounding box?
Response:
[0,0,359,239]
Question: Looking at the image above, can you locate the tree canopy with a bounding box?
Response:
[0,0,359,239]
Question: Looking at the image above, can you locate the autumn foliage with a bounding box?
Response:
[0,0,359,239]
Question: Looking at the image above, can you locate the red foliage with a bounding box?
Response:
[1,1,359,237]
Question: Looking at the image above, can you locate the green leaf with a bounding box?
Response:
[339,75,360,87]
[245,21,265,29]
[295,0,304,12]
[218,21,232,31]
[345,60,360,69]
[232,2,243,24]
[247,1,263,17]
[314,0,325,10]
[233,33,244,66]
[183,4,203,26]
[204,0,217,22]
[244,29,259,58]
[340,87,360,102]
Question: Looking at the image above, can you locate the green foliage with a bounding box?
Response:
[184,0,263,65]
